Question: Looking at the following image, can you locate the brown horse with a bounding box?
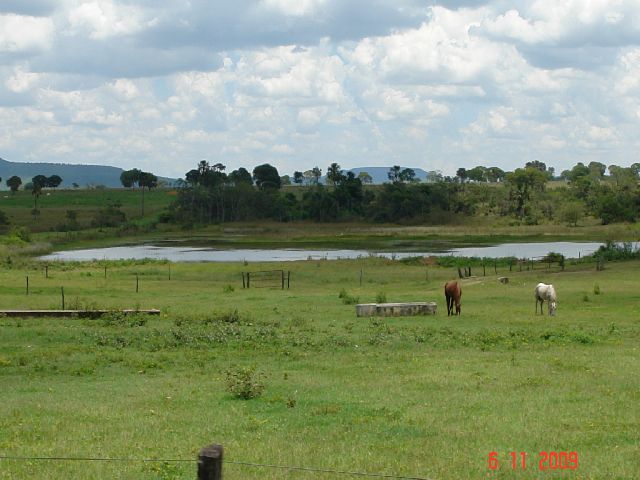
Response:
[444,280,462,316]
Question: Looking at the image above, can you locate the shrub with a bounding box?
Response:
[593,284,601,295]
[375,292,387,303]
[338,289,359,304]
[341,294,359,305]
[91,203,126,228]
[225,365,265,399]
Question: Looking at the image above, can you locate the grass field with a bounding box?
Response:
[0,188,174,233]
[0,256,639,479]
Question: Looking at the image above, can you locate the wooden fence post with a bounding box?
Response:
[136,274,139,293]
[26,276,29,295]
[287,271,290,289]
[359,268,363,286]
[61,287,65,310]
[104,266,107,279]
[242,272,246,289]
[198,443,223,480]
[45,265,48,279]
[457,267,464,279]
[281,270,285,290]
[482,263,486,276]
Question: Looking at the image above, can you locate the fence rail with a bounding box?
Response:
[242,269,290,289]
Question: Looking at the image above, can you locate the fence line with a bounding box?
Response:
[0,453,432,480]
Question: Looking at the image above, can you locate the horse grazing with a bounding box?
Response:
[444,281,462,316]
[535,282,557,316]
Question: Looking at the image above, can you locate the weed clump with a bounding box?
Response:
[225,365,265,399]
[338,288,359,305]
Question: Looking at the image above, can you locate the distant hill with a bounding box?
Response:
[347,166,429,184]
[0,157,176,188]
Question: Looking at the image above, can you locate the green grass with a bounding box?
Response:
[0,188,175,233]
[0,257,639,479]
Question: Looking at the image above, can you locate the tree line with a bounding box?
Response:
[164,160,640,226]
[3,174,63,193]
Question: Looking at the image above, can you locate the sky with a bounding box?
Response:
[1,0,639,179]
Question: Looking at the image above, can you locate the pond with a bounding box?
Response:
[39,241,606,263]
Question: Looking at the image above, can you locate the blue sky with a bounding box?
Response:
[1,0,639,178]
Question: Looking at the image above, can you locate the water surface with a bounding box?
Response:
[40,241,605,262]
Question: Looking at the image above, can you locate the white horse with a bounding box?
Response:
[535,282,557,316]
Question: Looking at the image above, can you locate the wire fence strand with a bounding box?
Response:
[0,455,432,480]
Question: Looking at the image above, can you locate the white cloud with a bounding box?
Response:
[0,14,53,53]
[67,1,148,39]
[261,0,328,17]
[480,0,640,46]
[1,2,640,178]
[5,68,42,93]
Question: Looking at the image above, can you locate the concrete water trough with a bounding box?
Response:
[356,302,437,317]
[0,309,161,318]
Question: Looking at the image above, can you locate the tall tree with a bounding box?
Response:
[120,168,142,188]
[358,171,373,184]
[29,175,47,209]
[32,175,47,190]
[400,168,416,183]
[388,165,402,183]
[486,167,505,183]
[505,167,549,220]
[525,160,547,172]
[293,171,304,184]
[588,161,606,179]
[253,164,281,190]
[327,163,343,187]
[229,168,253,186]
[6,176,21,193]
[138,171,158,217]
[46,175,63,189]
[467,166,487,182]
[311,167,322,185]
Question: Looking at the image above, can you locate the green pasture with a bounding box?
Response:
[0,257,639,479]
[0,188,175,233]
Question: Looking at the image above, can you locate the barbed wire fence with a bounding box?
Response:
[0,443,433,480]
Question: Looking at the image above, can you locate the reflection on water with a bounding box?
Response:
[39,241,605,262]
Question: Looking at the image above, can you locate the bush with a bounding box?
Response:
[91,203,126,228]
[594,241,640,261]
[0,210,9,226]
[225,365,265,399]
[339,289,359,304]
[376,292,387,303]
